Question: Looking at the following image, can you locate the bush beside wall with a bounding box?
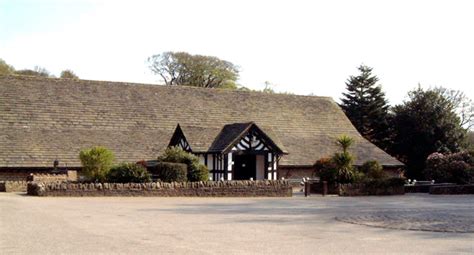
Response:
[27,180,292,197]
[107,163,151,183]
[151,162,188,182]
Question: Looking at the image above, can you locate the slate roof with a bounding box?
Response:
[206,122,286,154]
[0,75,403,168]
[176,125,223,152]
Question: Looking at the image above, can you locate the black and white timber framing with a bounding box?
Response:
[168,123,285,181]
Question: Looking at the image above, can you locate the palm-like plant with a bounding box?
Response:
[332,135,356,183]
[336,135,354,153]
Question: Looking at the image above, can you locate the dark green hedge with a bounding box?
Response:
[153,162,188,182]
[107,163,151,183]
[157,147,209,181]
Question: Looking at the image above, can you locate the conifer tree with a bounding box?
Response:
[340,65,390,149]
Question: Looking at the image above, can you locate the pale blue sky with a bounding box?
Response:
[1,0,473,104]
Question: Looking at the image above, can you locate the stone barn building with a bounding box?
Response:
[0,76,403,181]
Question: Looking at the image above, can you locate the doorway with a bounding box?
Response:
[233,154,256,180]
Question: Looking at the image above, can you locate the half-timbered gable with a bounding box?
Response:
[167,122,286,181]
[168,124,192,152]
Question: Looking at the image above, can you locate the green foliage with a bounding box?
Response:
[60,69,79,79]
[336,135,354,153]
[424,151,474,184]
[79,146,115,182]
[157,146,209,181]
[360,160,386,180]
[0,58,15,75]
[148,51,239,89]
[189,164,209,182]
[15,66,52,77]
[332,152,355,183]
[314,158,337,183]
[107,163,151,183]
[390,87,467,179]
[153,162,188,182]
[340,65,390,149]
[435,87,473,130]
[468,131,474,151]
[331,135,356,183]
[316,136,358,184]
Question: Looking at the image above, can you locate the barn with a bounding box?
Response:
[0,75,403,181]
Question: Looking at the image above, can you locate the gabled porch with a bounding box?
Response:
[168,122,287,181]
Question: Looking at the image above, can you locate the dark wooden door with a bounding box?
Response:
[233,154,256,180]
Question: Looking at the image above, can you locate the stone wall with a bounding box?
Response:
[0,171,78,192]
[308,181,339,195]
[405,183,455,193]
[339,183,405,196]
[429,185,474,195]
[27,171,77,182]
[0,181,28,192]
[278,166,403,180]
[27,180,292,197]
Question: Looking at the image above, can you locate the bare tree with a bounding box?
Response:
[435,87,473,129]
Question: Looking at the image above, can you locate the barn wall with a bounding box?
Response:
[278,166,316,180]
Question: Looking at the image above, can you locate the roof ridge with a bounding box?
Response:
[0,74,333,100]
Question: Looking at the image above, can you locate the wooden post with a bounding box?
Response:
[322,181,328,196]
[304,181,310,197]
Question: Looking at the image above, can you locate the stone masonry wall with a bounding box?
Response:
[0,171,78,192]
[339,183,405,196]
[429,185,474,195]
[27,180,292,197]
[27,171,77,182]
[0,181,28,192]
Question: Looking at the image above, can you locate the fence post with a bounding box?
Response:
[304,181,309,197]
[322,181,327,196]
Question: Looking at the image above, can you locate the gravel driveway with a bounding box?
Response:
[1,193,473,254]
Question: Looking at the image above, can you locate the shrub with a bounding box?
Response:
[424,151,474,184]
[331,135,356,184]
[315,158,337,183]
[189,164,209,182]
[337,135,354,153]
[153,162,187,182]
[360,160,386,180]
[79,146,115,182]
[157,146,209,181]
[332,151,355,183]
[107,163,151,183]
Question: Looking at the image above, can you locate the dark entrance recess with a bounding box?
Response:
[233,154,256,180]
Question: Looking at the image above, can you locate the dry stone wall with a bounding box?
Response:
[0,181,28,192]
[0,171,78,192]
[27,171,77,182]
[429,185,474,195]
[339,183,405,196]
[27,180,292,197]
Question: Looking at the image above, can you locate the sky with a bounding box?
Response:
[1,0,473,105]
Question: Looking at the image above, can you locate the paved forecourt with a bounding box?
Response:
[0,193,473,254]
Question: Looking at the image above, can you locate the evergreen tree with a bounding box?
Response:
[390,87,467,179]
[340,65,390,149]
